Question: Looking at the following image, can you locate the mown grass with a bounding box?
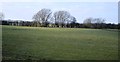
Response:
[2,25,118,60]
[0,25,2,61]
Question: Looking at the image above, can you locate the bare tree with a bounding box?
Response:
[84,17,105,24]
[70,16,76,24]
[32,8,52,27]
[83,17,93,24]
[0,12,4,20]
[83,17,106,28]
[53,11,71,27]
[68,16,77,28]
[83,17,93,28]
[93,18,105,24]
[0,12,4,25]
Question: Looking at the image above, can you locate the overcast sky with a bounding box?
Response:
[1,1,118,24]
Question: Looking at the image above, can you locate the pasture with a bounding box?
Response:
[2,25,118,60]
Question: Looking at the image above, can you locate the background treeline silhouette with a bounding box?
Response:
[1,20,119,29]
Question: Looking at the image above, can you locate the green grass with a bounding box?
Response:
[0,25,2,61]
[2,25,118,60]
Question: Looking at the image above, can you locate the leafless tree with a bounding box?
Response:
[83,17,105,28]
[0,12,4,20]
[83,17,93,27]
[53,11,71,27]
[83,17,93,24]
[93,18,105,24]
[32,8,52,27]
[84,17,105,24]
[68,16,76,24]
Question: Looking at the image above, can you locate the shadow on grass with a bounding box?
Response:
[1,60,119,62]
[1,55,119,62]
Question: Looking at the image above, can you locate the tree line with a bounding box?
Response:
[1,20,119,29]
[0,8,119,29]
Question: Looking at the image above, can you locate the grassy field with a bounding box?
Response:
[0,26,2,61]
[2,25,118,60]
